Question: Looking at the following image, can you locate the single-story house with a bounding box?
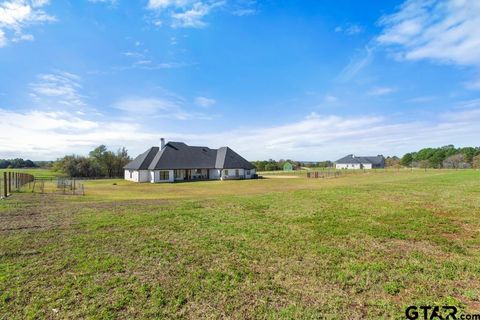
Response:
[124,139,256,183]
[335,154,385,169]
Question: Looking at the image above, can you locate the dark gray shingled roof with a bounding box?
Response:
[148,142,218,170]
[124,142,255,170]
[124,147,159,170]
[335,154,384,165]
[216,147,256,170]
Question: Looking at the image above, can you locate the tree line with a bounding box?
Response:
[251,159,334,171]
[0,158,38,169]
[400,145,480,169]
[52,145,131,178]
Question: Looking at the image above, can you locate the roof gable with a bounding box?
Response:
[124,147,159,170]
[216,147,255,170]
[148,142,218,170]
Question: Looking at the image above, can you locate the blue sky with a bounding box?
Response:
[1,0,480,161]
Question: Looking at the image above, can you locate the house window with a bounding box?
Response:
[224,169,229,175]
[235,169,239,177]
[195,169,201,174]
[246,170,250,175]
[159,171,170,180]
[129,170,132,178]
[174,170,183,179]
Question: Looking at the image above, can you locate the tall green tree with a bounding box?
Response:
[400,153,413,167]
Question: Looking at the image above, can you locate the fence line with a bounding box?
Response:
[1,173,86,198]
[1,172,35,198]
[306,171,342,179]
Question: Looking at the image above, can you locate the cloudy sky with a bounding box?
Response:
[1,0,480,161]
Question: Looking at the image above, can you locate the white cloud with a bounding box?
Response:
[120,43,190,70]
[0,108,157,159]
[337,46,374,81]
[113,97,186,118]
[335,24,363,35]
[198,108,480,160]
[171,1,224,28]
[377,0,480,66]
[3,102,480,161]
[88,0,117,5]
[232,8,256,16]
[324,95,338,103]
[368,87,397,96]
[112,96,215,120]
[465,79,480,90]
[0,0,55,47]
[195,96,216,107]
[30,71,86,108]
[346,25,363,35]
[407,96,436,103]
[148,0,190,10]
[0,29,5,46]
[122,51,144,58]
[147,0,225,28]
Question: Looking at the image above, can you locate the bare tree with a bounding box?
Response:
[419,160,429,172]
[443,154,470,169]
[473,155,480,169]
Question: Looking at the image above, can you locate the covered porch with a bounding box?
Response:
[174,169,213,181]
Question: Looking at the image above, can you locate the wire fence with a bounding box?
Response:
[306,170,342,179]
[1,172,85,198]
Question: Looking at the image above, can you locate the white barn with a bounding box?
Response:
[335,154,385,170]
[124,139,256,183]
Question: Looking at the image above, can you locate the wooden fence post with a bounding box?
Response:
[8,172,11,194]
[3,172,7,198]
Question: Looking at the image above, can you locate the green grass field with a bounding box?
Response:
[1,170,479,319]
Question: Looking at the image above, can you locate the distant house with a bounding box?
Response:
[283,162,293,171]
[335,154,385,169]
[124,139,256,183]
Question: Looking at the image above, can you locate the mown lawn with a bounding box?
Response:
[0,170,479,319]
